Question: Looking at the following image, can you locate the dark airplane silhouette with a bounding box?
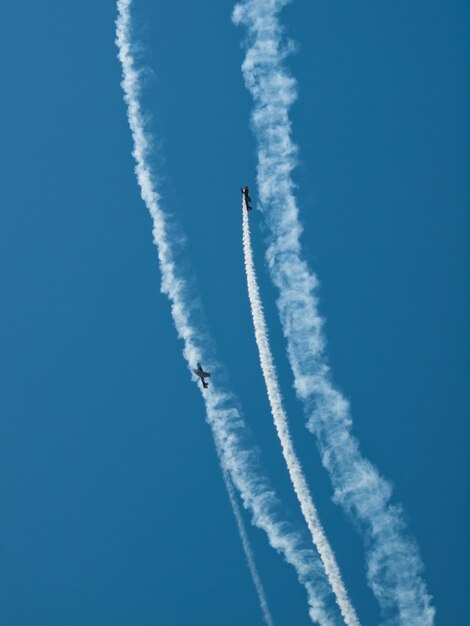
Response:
[241,185,253,211]
[193,362,211,389]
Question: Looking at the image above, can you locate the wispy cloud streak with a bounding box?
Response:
[115,1,338,623]
[233,1,435,623]
[242,205,359,626]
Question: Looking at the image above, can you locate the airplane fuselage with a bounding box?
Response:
[241,186,253,211]
[193,363,210,389]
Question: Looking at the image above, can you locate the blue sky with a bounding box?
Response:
[0,1,468,625]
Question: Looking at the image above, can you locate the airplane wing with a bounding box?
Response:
[201,371,211,378]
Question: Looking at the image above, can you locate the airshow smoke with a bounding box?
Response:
[116,1,338,623]
[242,203,360,626]
[233,1,435,623]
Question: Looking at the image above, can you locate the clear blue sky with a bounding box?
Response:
[0,1,468,624]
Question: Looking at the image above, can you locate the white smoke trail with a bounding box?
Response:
[242,205,359,626]
[223,470,274,626]
[115,1,339,624]
[233,1,435,624]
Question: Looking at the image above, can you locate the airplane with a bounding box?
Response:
[193,362,211,389]
[241,185,253,211]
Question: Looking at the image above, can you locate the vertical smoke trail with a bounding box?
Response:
[233,1,435,624]
[223,470,274,626]
[116,1,339,623]
[242,204,360,626]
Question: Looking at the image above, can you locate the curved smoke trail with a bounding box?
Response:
[116,1,340,623]
[233,1,435,624]
[242,205,359,626]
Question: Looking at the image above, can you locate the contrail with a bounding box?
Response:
[242,204,359,626]
[223,470,274,626]
[116,1,339,624]
[233,1,435,624]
